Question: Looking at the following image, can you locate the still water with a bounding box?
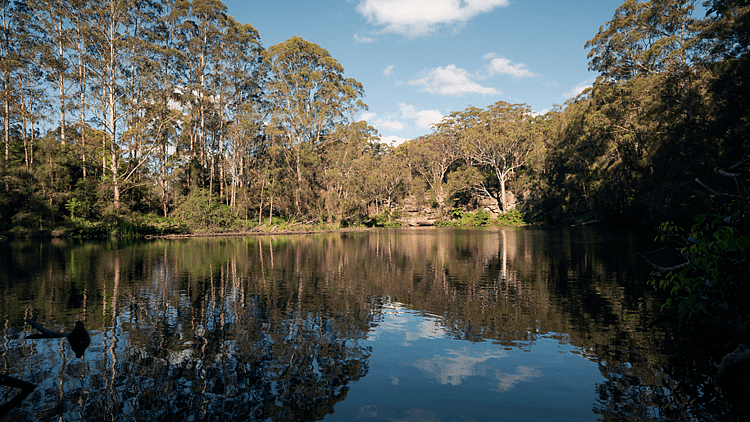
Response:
[0,227,729,421]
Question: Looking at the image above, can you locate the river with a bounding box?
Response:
[0,227,732,421]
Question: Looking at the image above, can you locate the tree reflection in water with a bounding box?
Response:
[0,229,743,421]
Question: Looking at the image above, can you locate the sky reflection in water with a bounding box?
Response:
[333,302,600,422]
[0,228,731,421]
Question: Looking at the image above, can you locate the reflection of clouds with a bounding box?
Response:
[358,404,379,419]
[414,347,507,386]
[405,318,444,341]
[398,408,441,422]
[356,406,440,422]
[494,366,541,392]
[369,302,446,342]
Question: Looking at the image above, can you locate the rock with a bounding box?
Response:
[716,343,750,402]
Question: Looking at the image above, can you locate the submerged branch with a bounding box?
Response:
[25,316,67,338]
[24,316,91,358]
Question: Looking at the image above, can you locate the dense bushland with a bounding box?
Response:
[1,0,748,236]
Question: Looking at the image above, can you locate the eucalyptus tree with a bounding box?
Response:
[144,0,189,216]
[64,0,93,179]
[404,132,461,211]
[0,0,28,165]
[83,0,148,213]
[586,0,701,82]
[443,102,538,213]
[700,0,750,58]
[318,121,377,224]
[210,15,262,203]
[28,0,75,144]
[577,0,709,222]
[175,0,226,182]
[14,41,49,170]
[225,101,264,211]
[120,0,161,182]
[262,36,366,216]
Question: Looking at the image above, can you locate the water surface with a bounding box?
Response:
[0,227,728,421]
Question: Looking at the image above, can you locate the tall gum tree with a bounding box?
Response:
[586,0,700,82]
[405,132,461,212]
[1,0,26,166]
[176,0,225,183]
[84,0,147,213]
[262,36,366,216]
[210,15,262,203]
[443,101,539,213]
[28,0,74,144]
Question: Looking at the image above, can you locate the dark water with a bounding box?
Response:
[0,227,732,421]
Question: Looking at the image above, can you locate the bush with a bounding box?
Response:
[437,208,526,227]
[493,209,526,226]
[649,205,750,337]
[369,212,401,227]
[172,189,240,232]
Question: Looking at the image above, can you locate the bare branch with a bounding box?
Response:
[642,256,690,273]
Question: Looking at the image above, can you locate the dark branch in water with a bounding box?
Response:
[25,316,68,338]
[642,256,690,273]
[638,247,690,273]
[0,373,36,418]
[25,316,91,358]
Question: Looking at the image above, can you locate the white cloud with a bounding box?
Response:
[353,32,375,43]
[381,135,409,147]
[563,80,592,99]
[483,53,537,80]
[399,103,444,129]
[384,64,395,76]
[359,111,406,132]
[356,0,510,38]
[531,108,550,117]
[380,120,405,131]
[408,65,499,96]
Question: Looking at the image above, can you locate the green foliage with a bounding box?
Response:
[493,209,527,226]
[173,189,241,232]
[650,206,750,335]
[369,211,401,228]
[438,208,527,227]
[2,0,750,238]
[438,209,490,227]
[66,198,83,221]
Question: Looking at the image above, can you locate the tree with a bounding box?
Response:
[699,0,750,59]
[82,0,137,213]
[176,0,225,187]
[443,101,539,213]
[28,0,75,144]
[1,0,28,166]
[211,15,262,205]
[318,121,377,225]
[406,132,461,211]
[586,0,700,82]
[262,36,366,215]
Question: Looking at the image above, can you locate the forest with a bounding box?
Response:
[0,0,748,236]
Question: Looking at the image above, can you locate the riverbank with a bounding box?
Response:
[1,208,534,240]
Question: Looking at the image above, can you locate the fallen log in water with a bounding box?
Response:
[0,372,36,418]
[25,316,91,358]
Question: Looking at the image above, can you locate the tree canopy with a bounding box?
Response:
[0,0,748,233]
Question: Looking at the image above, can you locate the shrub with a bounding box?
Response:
[493,209,526,226]
[649,205,750,336]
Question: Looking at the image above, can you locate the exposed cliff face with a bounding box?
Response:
[394,190,517,225]
[398,216,436,226]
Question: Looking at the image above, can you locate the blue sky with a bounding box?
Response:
[223,0,626,145]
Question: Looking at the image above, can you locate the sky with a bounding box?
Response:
[223,0,627,145]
